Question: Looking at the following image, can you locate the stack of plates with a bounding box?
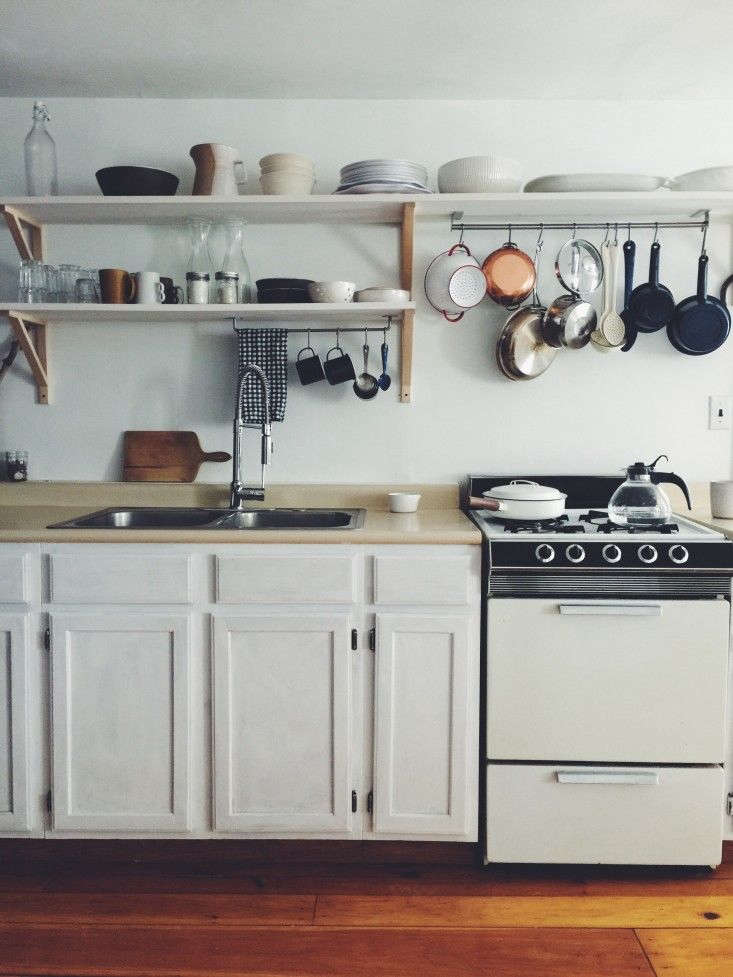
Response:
[334,159,431,194]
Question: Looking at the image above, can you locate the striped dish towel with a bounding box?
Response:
[237,328,287,423]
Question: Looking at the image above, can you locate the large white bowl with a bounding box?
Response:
[307,281,355,303]
[260,152,315,171]
[438,155,522,193]
[669,166,733,191]
[354,287,410,303]
[260,173,315,195]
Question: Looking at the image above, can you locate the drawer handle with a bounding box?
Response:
[556,770,660,786]
[558,602,662,617]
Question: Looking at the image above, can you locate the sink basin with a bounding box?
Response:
[48,506,365,531]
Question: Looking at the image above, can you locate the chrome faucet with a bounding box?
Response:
[230,364,273,508]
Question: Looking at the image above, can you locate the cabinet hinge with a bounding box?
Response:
[368,627,376,652]
[367,790,373,814]
[43,627,50,651]
[351,628,358,651]
[351,790,357,813]
[46,789,52,813]
[727,793,733,817]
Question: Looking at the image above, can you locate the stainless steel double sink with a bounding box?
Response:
[48,507,366,531]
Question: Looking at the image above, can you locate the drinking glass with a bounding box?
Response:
[44,264,59,302]
[74,277,99,303]
[58,263,81,302]
[18,259,47,302]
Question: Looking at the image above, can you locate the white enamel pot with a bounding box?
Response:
[468,479,567,520]
[424,243,487,321]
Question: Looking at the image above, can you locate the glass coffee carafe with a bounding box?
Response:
[608,455,692,526]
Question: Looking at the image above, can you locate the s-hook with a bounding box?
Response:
[653,223,659,244]
[701,220,709,255]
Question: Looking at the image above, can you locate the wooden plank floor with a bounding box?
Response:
[0,842,731,977]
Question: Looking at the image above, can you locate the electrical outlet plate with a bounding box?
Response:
[709,396,732,430]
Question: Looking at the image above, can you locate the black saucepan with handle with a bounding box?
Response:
[627,241,675,333]
[667,254,731,355]
[620,239,637,352]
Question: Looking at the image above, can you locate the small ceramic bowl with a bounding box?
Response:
[388,492,421,513]
[307,281,355,303]
[354,287,410,303]
[711,481,733,518]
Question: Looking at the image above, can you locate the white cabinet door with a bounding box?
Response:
[0,615,30,832]
[213,614,354,835]
[50,613,191,833]
[373,614,477,839]
[488,598,730,763]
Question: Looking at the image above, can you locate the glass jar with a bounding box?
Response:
[218,218,253,302]
[24,101,58,196]
[185,217,213,303]
[215,271,239,304]
[186,271,210,304]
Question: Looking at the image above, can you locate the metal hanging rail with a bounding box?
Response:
[232,316,393,336]
[450,211,710,234]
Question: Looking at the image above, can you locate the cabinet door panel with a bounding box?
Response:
[213,615,353,835]
[373,614,476,839]
[0,616,29,832]
[51,614,191,832]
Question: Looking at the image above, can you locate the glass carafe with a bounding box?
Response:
[218,218,254,302]
[608,456,673,526]
[186,218,213,303]
[24,101,58,196]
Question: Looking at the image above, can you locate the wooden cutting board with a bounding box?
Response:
[122,431,231,482]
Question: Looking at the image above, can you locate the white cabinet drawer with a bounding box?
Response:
[486,764,724,865]
[0,554,29,603]
[373,557,470,605]
[49,554,192,604]
[487,598,729,763]
[216,555,355,604]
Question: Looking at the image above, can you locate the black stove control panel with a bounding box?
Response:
[489,539,733,571]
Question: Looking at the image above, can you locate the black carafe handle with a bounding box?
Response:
[650,472,692,510]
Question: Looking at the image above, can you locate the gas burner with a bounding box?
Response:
[580,511,679,534]
[502,515,586,535]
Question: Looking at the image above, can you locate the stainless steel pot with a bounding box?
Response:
[496,303,556,381]
[468,480,567,520]
[542,294,597,349]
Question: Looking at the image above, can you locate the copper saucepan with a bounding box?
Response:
[482,241,536,308]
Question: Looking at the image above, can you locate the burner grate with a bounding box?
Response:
[502,515,586,535]
[580,511,679,534]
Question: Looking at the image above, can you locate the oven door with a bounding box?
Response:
[487,597,729,763]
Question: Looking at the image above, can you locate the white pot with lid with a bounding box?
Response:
[469,479,567,521]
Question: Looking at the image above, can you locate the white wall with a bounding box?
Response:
[1,96,733,484]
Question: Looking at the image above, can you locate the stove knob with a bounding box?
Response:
[668,544,689,565]
[535,543,555,564]
[565,543,586,564]
[602,543,622,564]
[638,544,658,564]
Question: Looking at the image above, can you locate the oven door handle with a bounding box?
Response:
[556,769,660,786]
[558,601,663,617]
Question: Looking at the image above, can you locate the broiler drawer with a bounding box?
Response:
[486,763,724,865]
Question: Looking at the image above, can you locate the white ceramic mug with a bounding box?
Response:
[132,272,165,304]
[711,480,733,518]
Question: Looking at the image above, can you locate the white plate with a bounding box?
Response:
[334,183,432,194]
[524,173,669,193]
[669,166,733,191]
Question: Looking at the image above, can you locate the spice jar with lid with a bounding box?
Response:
[215,271,239,304]
[186,271,210,304]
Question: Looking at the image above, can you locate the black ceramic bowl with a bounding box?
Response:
[256,278,314,303]
[95,166,179,196]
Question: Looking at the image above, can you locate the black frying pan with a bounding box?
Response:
[667,254,731,355]
[627,241,674,333]
[620,239,637,352]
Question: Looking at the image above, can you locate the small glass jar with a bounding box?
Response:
[186,271,210,304]
[5,450,28,482]
[215,271,239,304]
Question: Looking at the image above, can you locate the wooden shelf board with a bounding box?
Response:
[2,190,733,225]
[0,302,413,323]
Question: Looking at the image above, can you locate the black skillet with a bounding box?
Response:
[667,253,731,355]
[627,241,675,333]
[620,239,637,351]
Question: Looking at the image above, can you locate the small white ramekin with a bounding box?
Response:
[388,492,421,513]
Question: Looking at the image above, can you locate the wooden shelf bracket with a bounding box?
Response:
[6,311,50,404]
[399,202,416,404]
[2,205,45,261]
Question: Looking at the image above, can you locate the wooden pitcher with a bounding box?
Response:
[190,143,245,195]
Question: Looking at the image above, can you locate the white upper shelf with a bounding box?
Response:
[0,302,413,323]
[2,191,733,226]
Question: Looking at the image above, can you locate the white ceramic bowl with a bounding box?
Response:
[260,173,315,195]
[354,287,410,303]
[260,153,315,171]
[388,492,421,513]
[711,480,733,518]
[438,155,522,193]
[307,280,355,303]
[669,166,733,191]
[260,161,315,177]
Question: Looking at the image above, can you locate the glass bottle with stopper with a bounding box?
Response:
[24,101,58,196]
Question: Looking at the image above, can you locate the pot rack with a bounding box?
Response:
[231,316,392,336]
[450,210,710,236]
